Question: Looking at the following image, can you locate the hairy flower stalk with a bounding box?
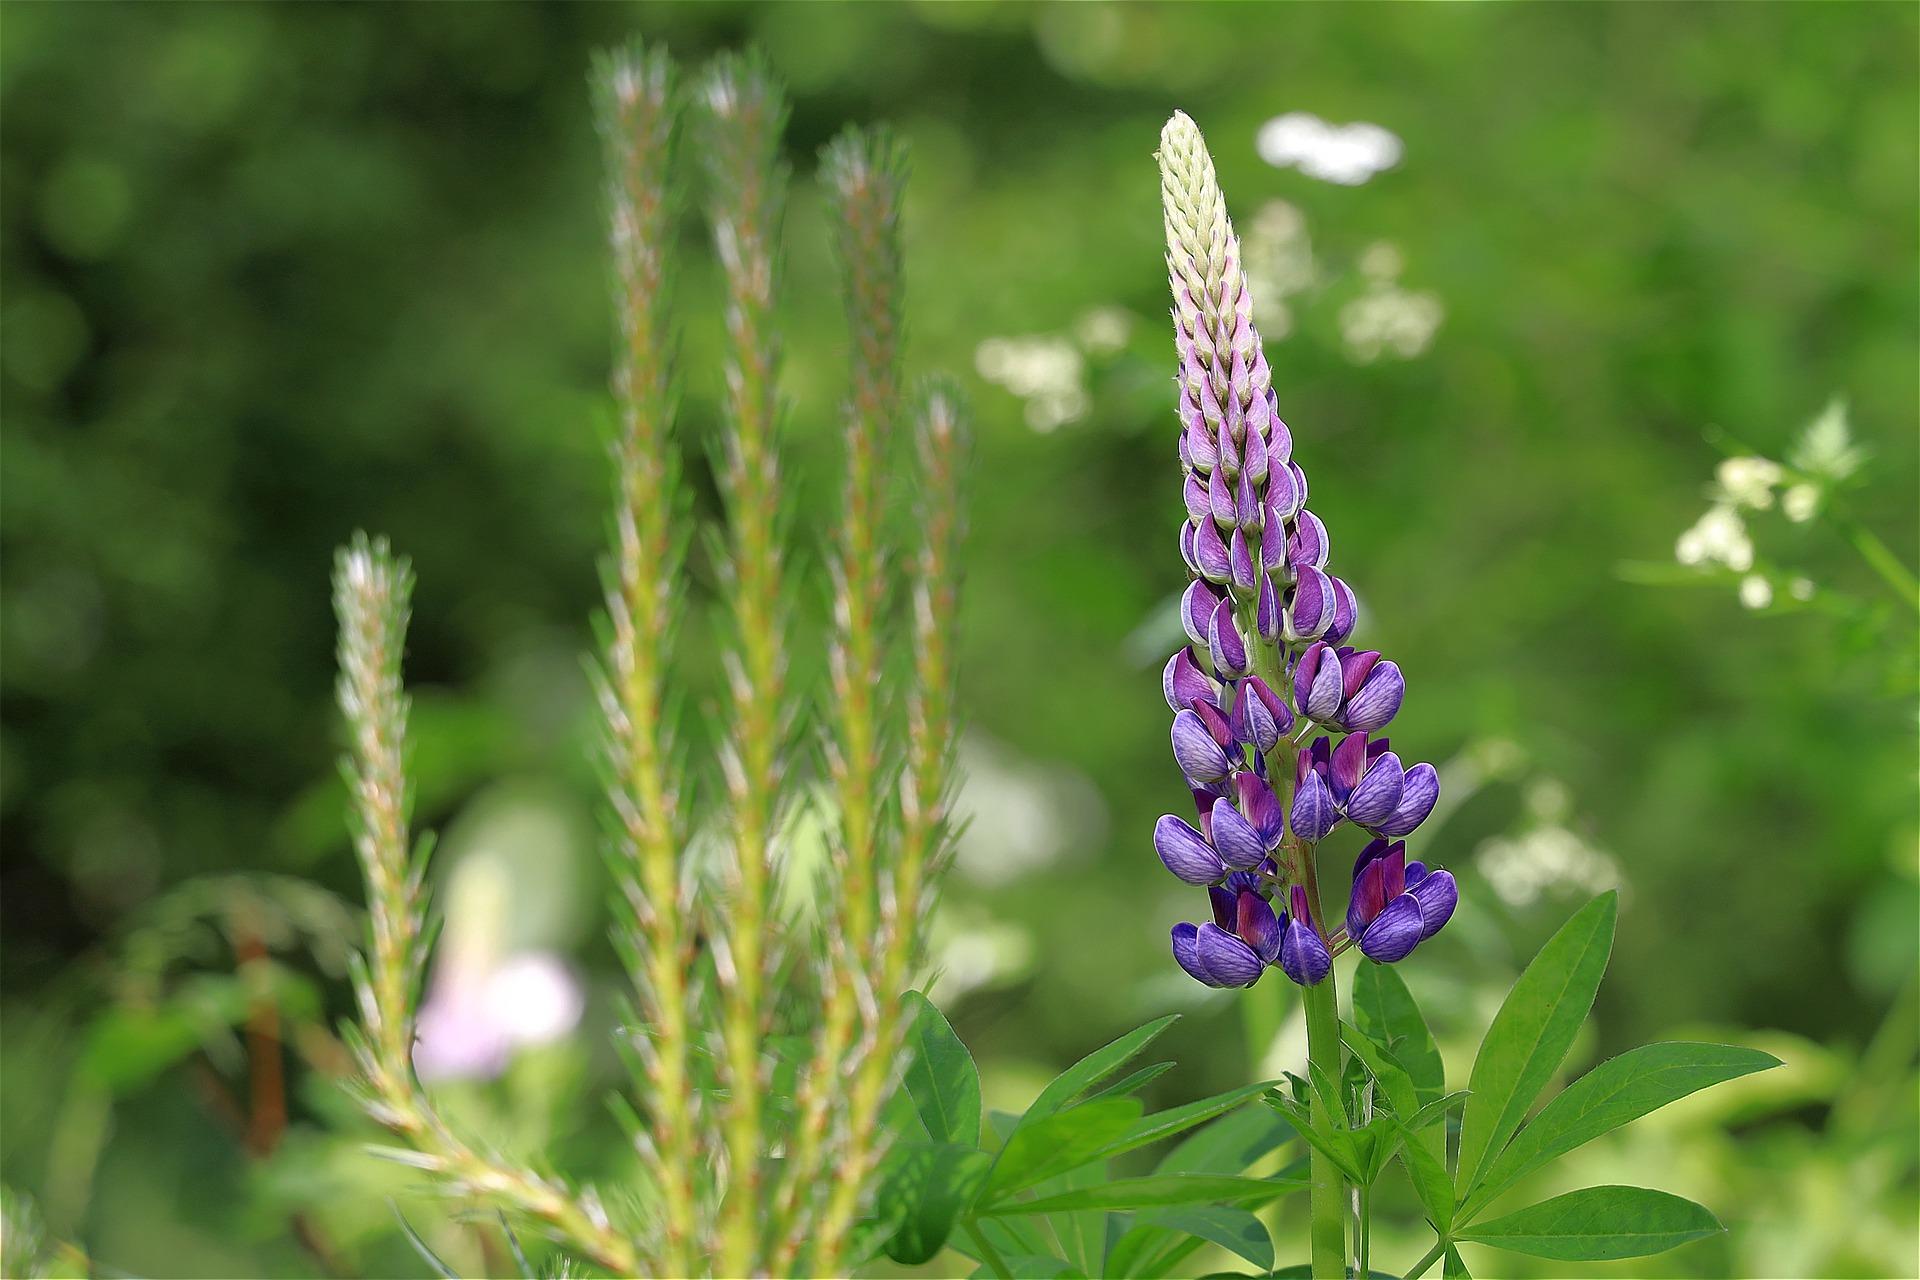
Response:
[770,125,910,1271]
[812,383,969,1270]
[1156,111,1455,1279]
[699,51,795,1279]
[333,536,638,1276]
[591,41,697,1276]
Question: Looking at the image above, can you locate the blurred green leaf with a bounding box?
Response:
[902,990,982,1148]
[876,1142,991,1266]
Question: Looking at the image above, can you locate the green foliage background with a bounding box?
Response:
[3,3,1914,1276]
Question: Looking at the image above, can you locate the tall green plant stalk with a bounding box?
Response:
[592,41,697,1278]
[336,41,965,1278]
[770,124,909,1273]
[333,536,640,1277]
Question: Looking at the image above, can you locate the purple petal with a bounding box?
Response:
[1330,731,1370,803]
[1404,859,1429,885]
[1237,890,1283,963]
[1325,577,1358,645]
[1265,462,1303,522]
[1289,771,1338,843]
[1242,416,1269,482]
[1408,868,1457,940]
[1171,922,1218,986]
[1261,500,1290,570]
[1235,469,1264,530]
[1208,465,1236,527]
[1289,510,1330,570]
[1228,528,1257,591]
[1376,762,1439,837]
[1340,661,1404,733]
[1339,650,1382,701]
[1289,462,1309,507]
[1305,649,1344,722]
[1209,601,1251,677]
[1279,887,1332,986]
[1209,884,1236,929]
[1182,581,1220,649]
[1347,855,1386,936]
[1248,675,1294,737]
[1231,680,1279,753]
[1293,640,1328,711]
[1185,418,1218,473]
[1195,922,1265,987]
[1209,797,1267,870]
[1286,565,1335,643]
[1163,647,1216,713]
[1215,423,1240,477]
[1358,894,1425,963]
[1256,573,1281,643]
[1184,474,1211,525]
[1195,519,1233,584]
[1347,752,1407,829]
[1269,406,1293,465]
[1192,697,1234,748]
[1171,709,1232,782]
[1155,814,1227,885]
[1179,522,1200,576]
[1234,771,1286,849]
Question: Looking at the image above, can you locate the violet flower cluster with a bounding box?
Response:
[1155,113,1456,989]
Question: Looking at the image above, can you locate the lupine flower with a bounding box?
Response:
[1345,839,1457,963]
[1154,110,1451,988]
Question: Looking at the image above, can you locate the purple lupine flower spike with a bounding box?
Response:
[1279,884,1331,985]
[1158,110,1453,991]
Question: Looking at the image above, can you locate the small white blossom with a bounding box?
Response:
[1339,283,1443,363]
[1739,574,1774,610]
[1790,577,1816,601]
[1256,112,1402,185]
[975,335,1088,432]
[1783,482,1820,523]
[1714,456,1784,509]
[1790,396,1865,481]
[1675,504,1753,572]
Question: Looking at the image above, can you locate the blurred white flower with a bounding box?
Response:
[1675,504,1753,572]
[1073,305,1134,357]
[1244,199,1315,337]
[1740,574,1774,610]
[927,904,1036,1006]
[1714,456,1783,509]
[1789,396,1865,482]
[1782,482,1820,523]
[1477,803,1622,910]
[1257,112,1402,185]
[1790,577,1816,601]
[975,334,1088,432]
[1340,281,1443,363]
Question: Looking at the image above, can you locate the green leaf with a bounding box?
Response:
[1353,961,1445,1105]
[1456,891,1617,1197]
[983,1174,1300,1216]
[1405,1090,1469,1135]
[985,1098,1141,1202]
[876,1143,992,1265]
[1341,1022,1419,1121]
[970,1255,1086,1279]
[1102,1222,1191,1279]
[902,990,983,1148]
[1390,1117,1454,1234]
[1157,1105,1294,1176]
[1263,1090,1364,1185]
[1459,1185,1722,1260]
[1020,1016,1180,1129]
[1089,1083,1274,1167]
[1150,1206,1273,1273]
[1442,1244,1471,1277]
[1085,1061,1176,1104]
[1462,1042,1779,1219]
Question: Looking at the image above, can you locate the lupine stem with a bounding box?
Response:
[592,43,695,1276]
[699,54,791,1278]
[1299,864,1348,1279]
[1403,1236,1451,1279]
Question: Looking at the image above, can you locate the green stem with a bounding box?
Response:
[966,1221,1013,1280]
[1842,520,1920,612]
[1358,1180,1371,1278]
[1403,1236,1450,1280]
[1302,957,1347,1278]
